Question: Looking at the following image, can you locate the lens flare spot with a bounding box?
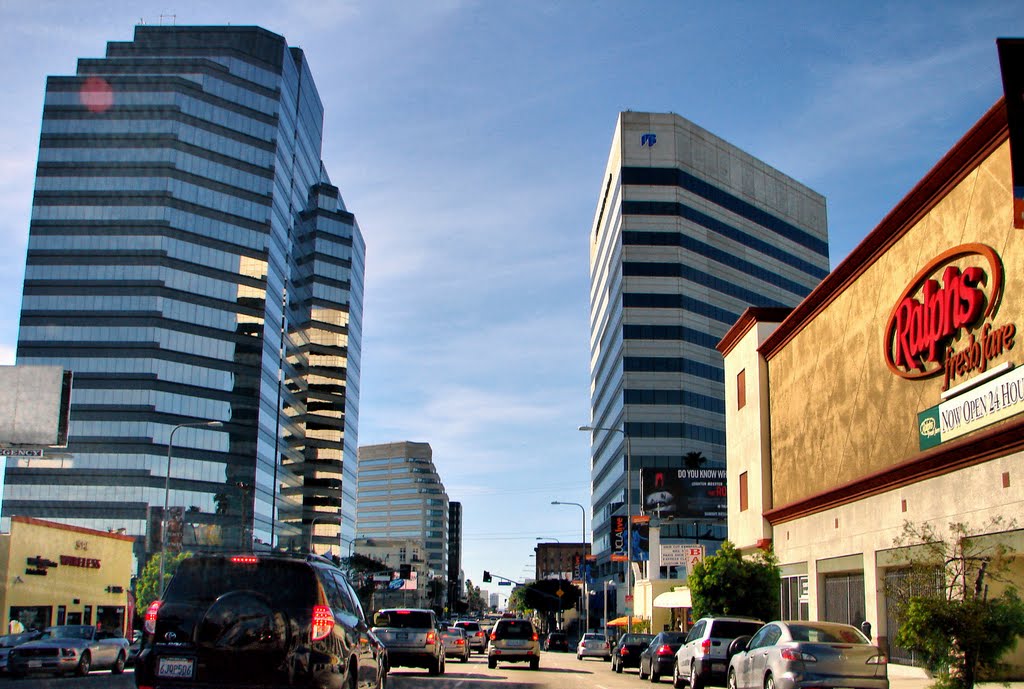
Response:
[79,76,113,113]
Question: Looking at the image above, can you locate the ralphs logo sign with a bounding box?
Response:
[883,244,1015,390]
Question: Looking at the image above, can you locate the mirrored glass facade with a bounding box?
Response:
[4,26,363,565]
[585,112,829,575]
[356,442,449,583]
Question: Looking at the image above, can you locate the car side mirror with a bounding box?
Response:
[728,636,752,658]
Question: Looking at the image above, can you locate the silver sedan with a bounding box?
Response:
[728,621,888,689]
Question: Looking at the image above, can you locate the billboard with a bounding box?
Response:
[610,515,627,562]
[640,467,727,520]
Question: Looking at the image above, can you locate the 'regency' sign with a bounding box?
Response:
[883,244,1015,391]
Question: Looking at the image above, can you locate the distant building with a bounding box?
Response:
[356,441,449,603]
[447,501,463,608]
[534,542,589,581]
[583,111,829,613]
[489,592,499,610]
[2,25,364,564]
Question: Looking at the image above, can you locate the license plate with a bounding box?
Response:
[158,657,195,679]
[506,640,526,647]
[396,632,408,641]
[713,662,726,671]
[28,660,41,668]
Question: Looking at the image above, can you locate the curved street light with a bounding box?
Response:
[161,420,223,595]
[551,500,588,631]
[579,423,633,631]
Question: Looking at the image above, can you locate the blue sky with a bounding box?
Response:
[1,1,1021,606]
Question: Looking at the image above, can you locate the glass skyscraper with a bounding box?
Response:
[585,112,829,580]
[356,442,449,584]
[2,26,364,562]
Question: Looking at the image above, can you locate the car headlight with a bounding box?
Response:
[61,648,77,658]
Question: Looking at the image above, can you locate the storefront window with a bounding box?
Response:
[9,606,52,631]
[96,606,126,635]
[56,606,66,625]
[83,606,92,626]
[780,575,808,620]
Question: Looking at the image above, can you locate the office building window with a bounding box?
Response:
[737,369,746,409]
[739,471,748,512]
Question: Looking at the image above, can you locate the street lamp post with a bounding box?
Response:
[579,424,632,632]
[551,500,588,632]
[161,420,223,595]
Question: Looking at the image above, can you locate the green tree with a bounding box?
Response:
[464,580,487,613]
[507,585,532,614]
[135,551,192,613]
[688,540,779,622]
[890,519,1024,689]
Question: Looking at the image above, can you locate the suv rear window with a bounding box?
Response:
[455,621,479,632]
[494,620,534,639]
[710,621,764,637]
[374,610,434,628]
[164,557,317,609]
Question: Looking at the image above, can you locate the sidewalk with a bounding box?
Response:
[889,664,1024,689]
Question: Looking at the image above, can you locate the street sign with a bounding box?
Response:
[0,448,43,457]
[498,581,512,586]
[556,588,564,598]
[387,578,404,590]
[625,594,633,603]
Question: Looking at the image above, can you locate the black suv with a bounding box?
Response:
[134,553,387,689]
[372,608,445,675]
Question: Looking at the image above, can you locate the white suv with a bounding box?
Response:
[487,618,540,670]
[673,616,764,689]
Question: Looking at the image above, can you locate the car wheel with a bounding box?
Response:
[673,662,686,688]
[765,673,775,689]
[488,657,497,669]
[729,669,739,689]
[428,656,441,676]
[605,655,612,661]
[652,666,661,683]
[111,651,126,674]
[692,662,704,689]
[530,658,539,670]
[462,650,469,663]
[640,660,649,680]
[615,658,623,673]
[76,651,91,677]
[577,653,582,660]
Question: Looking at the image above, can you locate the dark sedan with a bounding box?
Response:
[728,621,888,689]
[544,632,569,652]
[639,631,687,683]
[611,633,654,672]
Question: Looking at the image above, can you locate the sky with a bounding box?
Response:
[1,0,1022,607]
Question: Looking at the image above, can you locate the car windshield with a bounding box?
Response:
[789,624,869,644]
[42,626,92,640]
[374,610,434,629]
[657,632,686,644]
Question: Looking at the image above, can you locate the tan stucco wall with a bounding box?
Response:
[725,320,780,551]
[768,140,1022,506]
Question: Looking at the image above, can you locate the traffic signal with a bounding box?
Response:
[483,570,492,582]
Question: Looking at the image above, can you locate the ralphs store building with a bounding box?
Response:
[718,44,1024,676]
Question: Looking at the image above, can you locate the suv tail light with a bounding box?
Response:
[426,630,437,644]
[231,555,259,564]
[476,631,485,637]
[699,638,712,656]
[620,646,630,656]
[866,654,887,665]
[656,644,674,656]
[144,600,162,634]
[532,632,539,642]
[311,604,335,641]
[490,632,497,640]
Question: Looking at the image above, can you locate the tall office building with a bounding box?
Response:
[2,26,364,561]
[447,501,463,607]
[584,112,829,580]
[356,441,449,589]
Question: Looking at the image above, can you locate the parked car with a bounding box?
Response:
[135,552,387,689]
[487,618,540,670]
[373,608,446,675]
[0,631,43,675]
[639,631,687,683]
[544,631,569,652]
[454,619,488,653]
[727,621,888,689]
[577,632,612,661]
[674,616,765,688]
[611,632,655,672]
[7,625,129,677]
[441,626,471,663]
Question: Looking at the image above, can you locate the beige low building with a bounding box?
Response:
[719,96,1023,677]
[0,516,135,634]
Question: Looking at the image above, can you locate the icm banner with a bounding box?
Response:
[641,467,727,520]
